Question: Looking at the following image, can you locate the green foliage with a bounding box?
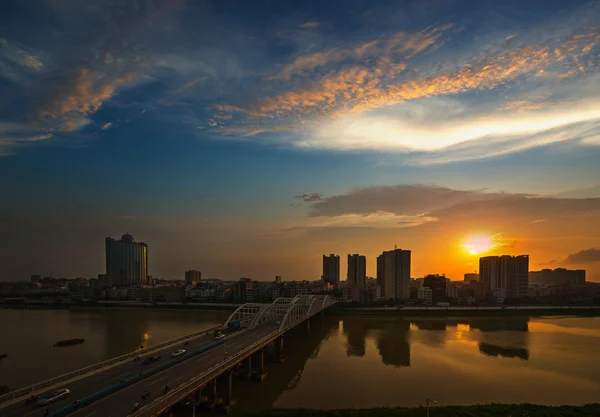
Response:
[238,404,600,417]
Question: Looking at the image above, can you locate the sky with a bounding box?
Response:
[1,0,600,282]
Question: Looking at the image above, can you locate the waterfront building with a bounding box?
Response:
[322,254,340,287]
[376,248,411,300]
[105,233,148,287]
[479,255,529,299]
[184,270,202,286]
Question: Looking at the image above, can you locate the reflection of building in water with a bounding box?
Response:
[376,321,411,367]
[478,343,529,360]
[464,318,530,361]
[342,319,367,357]
[412,320,447,347]
[81,310,149,358]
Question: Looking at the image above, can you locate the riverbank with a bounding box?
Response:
[240,404,600,417]
[0,300,240,311]
[333,305,600,317]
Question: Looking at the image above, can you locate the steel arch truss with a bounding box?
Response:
[224,303,269,328]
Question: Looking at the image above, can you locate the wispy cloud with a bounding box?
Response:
[294,193,323,202]
[0,122,52,156]
[564,248,600,264]
[299,21,321,30]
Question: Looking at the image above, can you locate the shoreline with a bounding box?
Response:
[240,404,600,417]
[333,306,600,317]
[0,300,240,311]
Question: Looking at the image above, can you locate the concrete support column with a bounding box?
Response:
[238,356,252,380]
[274,336,285,362]
[251,349,267,381]
[224,371,233,405]
[209,378,217,402]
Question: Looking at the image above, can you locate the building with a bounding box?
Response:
[446,281,461,299]
[417,286,433,304]
[529,268,586,286]
[234,278,253,301]
[479,255,529,299]
[347,254,367,289]
[464,273,479,282]
[365,282,382,303]
[275,276,282,283]
[184,270,202,286]
[423,274,447,304]
[322,254,340,287]
[376,248,411,301]
[105,233,148,287]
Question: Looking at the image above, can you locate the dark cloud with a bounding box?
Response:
[565,248,600,264]
[295,193,323,202]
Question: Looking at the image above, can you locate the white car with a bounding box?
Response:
[37,388,71,406]
[214,334,225,340]
[171,349,186,357]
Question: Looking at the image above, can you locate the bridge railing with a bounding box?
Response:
[132,299,336,417]
[0,325,220,405]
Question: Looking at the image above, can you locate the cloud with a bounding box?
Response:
[295,193,323,202]
[101,122,113,130]
[0,122,53,156]
[300,184,600,231]
[564,248,600,264]
[299,21,321,30]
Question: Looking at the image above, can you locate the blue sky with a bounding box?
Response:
[1,0,600,281]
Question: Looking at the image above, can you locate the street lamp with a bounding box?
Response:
[425,399,437,417]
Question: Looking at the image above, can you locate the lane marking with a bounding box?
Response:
[103,371,130,384]
[143,375,169,389]
[83,412,96,417]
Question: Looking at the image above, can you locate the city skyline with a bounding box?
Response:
[1,0,600,282]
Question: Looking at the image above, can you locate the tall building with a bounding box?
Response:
[275,275,282,283]
[185,270,202,286]
[347,254,367,288]
[529,268,586,286]
[423,274,447,304]
[322,254,340,287]
[105,233,148,287]
[479,255,529,299]
[464,273,479,282]
[376,248,411,300]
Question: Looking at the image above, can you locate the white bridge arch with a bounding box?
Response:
[224,295,334,332]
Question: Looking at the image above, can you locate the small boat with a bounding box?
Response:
[54,338,85,347]
[0,354,7,360]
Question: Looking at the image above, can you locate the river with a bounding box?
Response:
[1,308,599,413]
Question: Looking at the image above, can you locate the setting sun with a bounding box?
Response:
[464,235,495,254]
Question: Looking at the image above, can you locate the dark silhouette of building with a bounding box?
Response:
[377,248,411,300]
[322,254,340,287]
[184,270,201,285]
[105,233,148,287]
[423,274,447,304]
[480,255,528,299]
[529,268,586,286]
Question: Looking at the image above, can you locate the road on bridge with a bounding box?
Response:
[0,328,224,417]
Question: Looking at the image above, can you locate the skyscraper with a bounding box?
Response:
[105,233,148,287]
[347,254,367,288]
[376,248,411,300]
[479,255,529,299]
[322,254,340,287]
[185,270,202,285]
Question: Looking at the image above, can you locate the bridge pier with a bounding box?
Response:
[274,336,285,362]
[199,379,217,410]
[251,349,267,381]
[238,356,252,380]
[217,371,236,414]
[307,317,310,331]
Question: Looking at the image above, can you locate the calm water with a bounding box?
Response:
[1,309,600,412]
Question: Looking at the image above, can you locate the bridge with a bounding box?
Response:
[0,295,335,417]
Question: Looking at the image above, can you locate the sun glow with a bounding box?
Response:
[464,235,495,254]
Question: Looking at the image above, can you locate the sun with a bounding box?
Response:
[464,235,495,255]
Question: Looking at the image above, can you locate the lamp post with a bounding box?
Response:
[425,399,437,417]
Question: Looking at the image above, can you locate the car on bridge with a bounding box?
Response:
[37,388,71,406]
[142,355,161,364]
[171,348,186,357]
[214,334,225,340]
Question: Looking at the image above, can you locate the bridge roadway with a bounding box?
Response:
[0,328,231,417]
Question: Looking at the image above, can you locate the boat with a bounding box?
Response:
[54,338,85,347]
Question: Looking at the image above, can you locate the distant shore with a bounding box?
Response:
[333,305,600,317]
[240,404,600,417]
[0,299,240,311]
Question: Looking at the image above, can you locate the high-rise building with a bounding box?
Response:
[322,254,340,287]
[529,268,586,286]
[376,248,411,300]
[347,254,367,288]
[275,275,282,283]
[105,233,148,287]
[479,255,529,299]
[423,274,447,304]
[185,270,202,286]
[464,273,479,282]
